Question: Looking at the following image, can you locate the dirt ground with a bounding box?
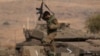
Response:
[0,0,100,47]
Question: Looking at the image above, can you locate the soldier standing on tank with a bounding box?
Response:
[42,11,60,56]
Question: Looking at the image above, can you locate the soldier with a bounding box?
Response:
[42,11,60,56]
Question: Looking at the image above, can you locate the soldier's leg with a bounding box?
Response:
[42,32,56,44]
[49,40,56,52]
[42,34,52,56]
[43,33,57,56]
[44,46,56,56]
[49,40,56,56]
[48,33,57,56]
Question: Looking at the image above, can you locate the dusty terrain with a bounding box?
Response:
[0,0,100,47]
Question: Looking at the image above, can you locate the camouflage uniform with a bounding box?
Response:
[42,15,59,56]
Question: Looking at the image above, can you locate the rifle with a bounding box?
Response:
[36,0,55,21]
[36,0,44,21]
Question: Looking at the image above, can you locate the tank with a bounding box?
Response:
[15,23,100,56]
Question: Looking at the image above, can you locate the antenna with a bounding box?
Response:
[27,17,30,29]
[42,0,43,2]
[14,30,16,47]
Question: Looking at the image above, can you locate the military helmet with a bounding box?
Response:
[42,11,50,21]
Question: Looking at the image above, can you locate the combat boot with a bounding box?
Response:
[47,51,56,56]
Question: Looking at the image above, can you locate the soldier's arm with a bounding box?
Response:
[49,19,60,29]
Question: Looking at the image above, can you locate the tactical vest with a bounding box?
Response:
[47,15,57,34]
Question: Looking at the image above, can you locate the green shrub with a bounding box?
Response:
[86,14,100,33]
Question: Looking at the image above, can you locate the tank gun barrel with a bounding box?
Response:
[54,37,100,42]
